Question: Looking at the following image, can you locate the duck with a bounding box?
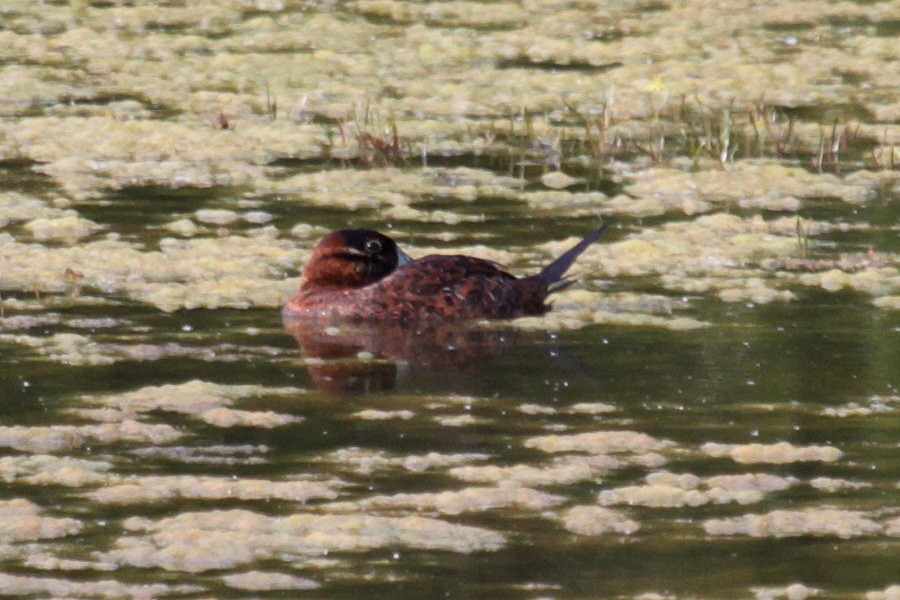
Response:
[282,224,606,323]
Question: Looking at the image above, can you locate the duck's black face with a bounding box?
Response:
[302,229,412,288]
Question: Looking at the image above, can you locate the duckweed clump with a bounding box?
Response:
[0,0,896,597]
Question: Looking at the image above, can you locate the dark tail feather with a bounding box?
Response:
[538,222,608,289]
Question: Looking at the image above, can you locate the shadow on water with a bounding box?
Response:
[283,317,585,396]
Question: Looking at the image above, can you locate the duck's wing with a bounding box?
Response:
[373,255,525,321]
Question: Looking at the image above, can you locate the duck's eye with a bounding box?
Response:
[364,239,383,254]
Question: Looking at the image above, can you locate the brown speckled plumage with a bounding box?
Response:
[283,225,606,324]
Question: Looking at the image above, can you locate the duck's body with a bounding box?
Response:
[283,225,606,324]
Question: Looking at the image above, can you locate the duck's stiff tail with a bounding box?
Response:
[538,222,608,292]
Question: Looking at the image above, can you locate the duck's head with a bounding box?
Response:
[302,229,413,288]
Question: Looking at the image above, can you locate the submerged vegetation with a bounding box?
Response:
[298,92,888,183]
[0,0,897,598]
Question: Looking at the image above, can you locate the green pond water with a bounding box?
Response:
[1,164,897,598]
[0,1,899,598]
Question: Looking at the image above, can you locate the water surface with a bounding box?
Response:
[0,1,898,598]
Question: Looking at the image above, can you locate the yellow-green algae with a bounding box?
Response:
[821,395,898,417]
[432,413,489,427]
[887,518,900,537]
[701,442,843,464]
[560,506,641,536]
[753,583,819,600]
[0,573,199,599]
[221,570,320,591]
[318,447,489,476]
[2,330,291,365]
[353,408,415,420]
[518,402,616,415]
[450,454,638,487]
[23,215,103,243]
[78,379,305,428]
[518,402,558,415]
[86,475,340,505]
[0,498,81,543]
[0,0,896,321]
[809,477,871,492]
[102,510,505,572]
[2,180,897,321]
[568,402,617,414]
[0,0,897,597]
[597,471,799,508]
[526,430,673,454]
[0,192,81,225]
[1,232,302,312]
[323,485,564,516]
[0,421,181,453]
[703,508,883,539]
[22,552,115,572]
[0,454,112,487]
[0,381,310,459]
[625,161,878,208]
[1,5,895,205]
[866,586,900,600]
[128,444,270,467]
[0,0,896,171]
[264,167,523,208]
[873,295,900,310]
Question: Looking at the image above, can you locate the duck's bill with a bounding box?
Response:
[397,249,413,266]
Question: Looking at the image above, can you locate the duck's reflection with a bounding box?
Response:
[284,318,521,394]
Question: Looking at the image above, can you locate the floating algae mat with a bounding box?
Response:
[0,0,898,598]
